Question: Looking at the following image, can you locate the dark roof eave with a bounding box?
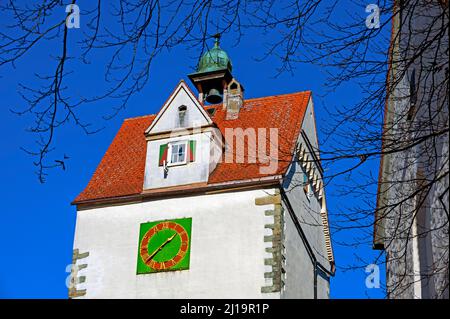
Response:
[72,176,283,209]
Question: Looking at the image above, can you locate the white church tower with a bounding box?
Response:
[69,35,335,299]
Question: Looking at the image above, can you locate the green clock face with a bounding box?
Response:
[137,218,192,274]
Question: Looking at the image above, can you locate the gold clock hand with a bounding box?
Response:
[146,233,177,263]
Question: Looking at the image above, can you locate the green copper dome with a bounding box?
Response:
[196,37,232,73]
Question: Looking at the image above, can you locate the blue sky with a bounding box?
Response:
[0,2,386,298]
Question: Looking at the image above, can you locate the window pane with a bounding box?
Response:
[179,144,185,155]
[171,144,178,163]
[170,143,186,164]
[179,111,186,127]
[171,152,177,163]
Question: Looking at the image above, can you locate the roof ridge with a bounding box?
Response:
[123,114,156,121]
[123,90,311,121]
[244,90,311,102]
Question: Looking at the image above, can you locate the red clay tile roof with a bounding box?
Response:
[208,92,311,183]
[73,91,311,204]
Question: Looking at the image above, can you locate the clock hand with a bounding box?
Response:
[146,233,177,263]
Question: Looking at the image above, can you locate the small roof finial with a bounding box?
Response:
[213,33,221,47]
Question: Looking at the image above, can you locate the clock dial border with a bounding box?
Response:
[139,221,189,270]
[136,217,192,274]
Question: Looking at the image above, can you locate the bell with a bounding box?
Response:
[205,88,222,104]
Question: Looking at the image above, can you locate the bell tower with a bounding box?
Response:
[188,34,243,109]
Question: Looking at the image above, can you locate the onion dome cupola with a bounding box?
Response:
[197,37,233,74]
[188,34,237,105]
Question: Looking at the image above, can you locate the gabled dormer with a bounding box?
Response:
[143,81,222,190]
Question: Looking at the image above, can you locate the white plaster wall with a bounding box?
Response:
[144,132,211,189]
[209,129,224,175]
[301,98,320,158]
[316,272,330,299]
[382,2,449,299]
[281,196,330,299]
[281,99,331,298]
[384,65,449,299]
[282,209,315,299]
[73,188,281,299]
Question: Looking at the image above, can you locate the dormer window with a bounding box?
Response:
[178,105,187,127]
[158,140,196,167]
[168,141,187,166]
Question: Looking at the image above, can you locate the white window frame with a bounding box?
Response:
[167,141,188,166]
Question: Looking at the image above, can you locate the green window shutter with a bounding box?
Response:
[159,144,169,166]
[188,140,196,162]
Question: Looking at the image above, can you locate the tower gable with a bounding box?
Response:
[145,80,213,135]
